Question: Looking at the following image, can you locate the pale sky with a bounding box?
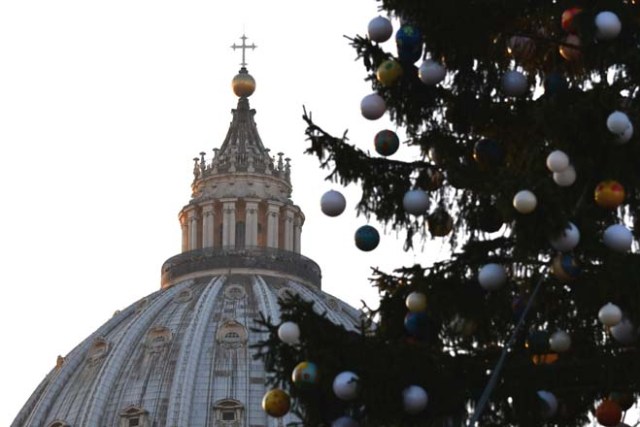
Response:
[0,1,441,424]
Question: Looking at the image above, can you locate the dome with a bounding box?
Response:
[232,67,256,98]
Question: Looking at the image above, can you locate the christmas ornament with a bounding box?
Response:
[355,225,380,251]
[473,138,504,169]
[278,321,300,345]
[546,150,570,173]
[405,291,427,312]
[418,60,446,85]
[559,34,581,61]
[374,129,400,156]
[561,7,583,33]
[416,167,444,191]
[396,24,422,63]
[610,318,637,345]
[333,371,359,400]
[527,330,551,354]
[595,11,622,41]
[320,190,347,217]
[403,189,430,215]
[360,93,386,120]
[616,123,634,144]
[549,330,571,353]
[549,222,580,252]
[595,180,625,209]
[513,190,537,214]
[596,400,622,427]
[292,361,319,388]
[551,253,581,281]
[427,207,454,237]
[376,59,403,86]
[501,70,528,96]
[537,390,559,418]
[607,111,631,136]
[368,16,393,43]
[404,311,430,340]
[609,392,634,411]
[598,302,622,327]
[553,165,576,187]
[332,416,360,427]
[603,224,633,252]
[475,204,504,233]
[262,388,291,417]
[478,263,507,291]
[544,72,569,96]
[507,35,536,62]
[402,385,428,414]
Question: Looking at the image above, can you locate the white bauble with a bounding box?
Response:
[598,302,623,327]
[595,11,622,40]
[549,330,571,353]
[478,263,507,291]
[406,291,427,312]
[321,190,347,217]
[603,224,633,252]
[501,70,528,96]
[361,93,386,120]
[553,165,576,186]
[402,385,429,414]
[368,16,393,43]
[546,150,570,173]
[403,189,430,215]
[332,416,360,427]
[277,321,300,345]
[549,222,580,252]
[418,60,446,85]
[611,318,637,345]
[513,190,537,214]
[333,371,360,400]
[537,390,558,418]
[607,111,631,136]
[616,123,634,144]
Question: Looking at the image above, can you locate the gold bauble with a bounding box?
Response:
[232,71,256,97]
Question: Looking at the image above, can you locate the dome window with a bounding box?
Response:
[119,405,149,427]
[145,326,172,352]
[174,288,193,303]
[213,399,244,426]
[216,320,247,347]
[86,337,109,364]
[48,421,70,427]
[224,284,246,300]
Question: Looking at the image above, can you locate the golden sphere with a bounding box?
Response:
[232,72,256,97]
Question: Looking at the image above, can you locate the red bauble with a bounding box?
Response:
[561,7,583,33]
[596,400,622,427]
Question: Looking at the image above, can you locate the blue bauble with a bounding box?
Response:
[355,225,380,251]
[396,25,423,64]
[473,138,505,169]
[551,253,580,281]
[544,72,569,96]
[374,130,400,156]
[404,311,430,340]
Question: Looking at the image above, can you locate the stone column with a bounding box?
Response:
[179,212,188,253]
[201,202,215,248]
[293,215,303,254]
[283,208,295,251]
[266,203,281,249]
[245,199,260,247]
[187,208,200,250]
[222,200,237,248]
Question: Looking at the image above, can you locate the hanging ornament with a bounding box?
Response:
[475,204,504,233]
[376,59,403,87]
[616,123,634,144]
[355,225,380,251]
[418,60,446,85]
[427,207,454,237]
[368,16,393,43]
[549,222,580,252]
[609,392,635,411]
[262,389,291,418]
[403,189,430,215]
[603,224,633,252]
[595,11,622,41]
[610,318,637,345]
[513,190,537,214]
[404,311,430,340]
[405,291,427,312]
[333,371,360,400]
[321,190,347,217]
[551,253,581,281]
[598,302,622,327]
[527,330,551,354]
[596,400,622,427]
[559,34,581,61]
[561,7,583,33]
[361,93,386,120]
[374,129,400,156]
[607,111,631,136]
[292,361,319,388]
[507,35,536,62]
[277,321,300,345]
[395,24,423,63]
[553,165,576,187]
[416,167,444,191]
[501,70,528,96]
[546,150,570,173]
[594,180,625,209]
[549,330,571,353]
[473,138,505,169]
[478,263,507,291]
[402,385,429,414]
[537,390,559,418]
[332,416,360,427]
[543,72,569,96]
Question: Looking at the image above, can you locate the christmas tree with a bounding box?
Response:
[254,1,640,426]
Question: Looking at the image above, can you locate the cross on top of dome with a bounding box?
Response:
[231,34,256,68]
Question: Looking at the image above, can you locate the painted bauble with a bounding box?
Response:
[553,165,576,187]
[596,400,622,427]
[361,93,386,120]
[403,190,430,215]
[546,150,570,173]
[559,34,581,61]
[513,190,537,214]
[551,253,581,281]
[333,371,359,400]
[610,318,637,345]
[405,291,427,312]
[595,11,622,41]
[376,59,403,87]
[537,390,559,418]
[478,263,507,291]
[544,72,569,96]
[262,389,291,418]
[598,302,622,327]
[603,224,633,252]
[507,35,536,62]
[368,16,393,43]
[396,24,422,63]
[607,111,631,136]
[418,60,446,85]
[332,416,360,427]
[321,190,347,217]
[561,7,583,33]
[549,222,580,252]
[549,330,571,353]
[355,225,380,251]
[374,129,400,156]
[473,138,504,169]
[278,321,300,345]
[402,385,429,414]
[616,123,634,144]
[292,361,319,388]
[595,180,625,209]
[501,70,528,96]
[404,311,430,340]
[609,392,635,411]
[428,208,454,237]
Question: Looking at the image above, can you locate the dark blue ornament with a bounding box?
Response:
[404,311,430,340]
[551,253,580,281]
[395,25,423,64]
[354,225,380,251]
[544,72,569,96]
[374,130,400,156]
[527,330,550,354]
[473,138,505,170]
